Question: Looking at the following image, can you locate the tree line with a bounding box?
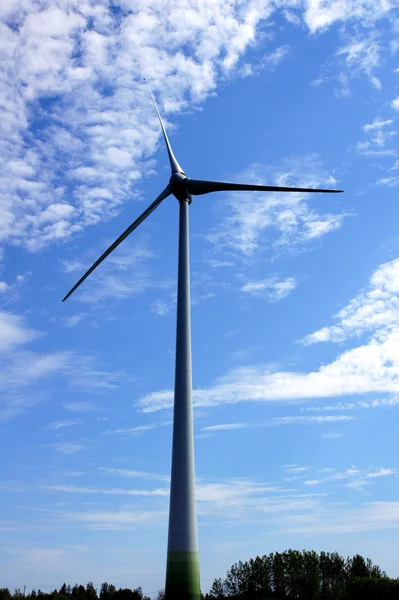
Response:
[0,584,150,600]
[205,550,399,599]
[0,550,398,600]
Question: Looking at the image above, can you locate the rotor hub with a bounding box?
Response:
[170,172,192,203]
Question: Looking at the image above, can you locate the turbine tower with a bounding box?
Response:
[63,82,343,600]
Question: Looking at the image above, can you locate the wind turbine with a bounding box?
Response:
[62,81,343,600]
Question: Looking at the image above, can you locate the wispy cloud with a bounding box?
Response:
[200,415,353,432]
[303,0,393,33]
[206,158,345,258]
[0,349,72,421]
[0,311,39,353]
[201,422,251,431]
[42,484,169,497]
[139,321,399,411]
[335,33,383,91]
[276,500,399,535]
[377,176,399,187]
[356,117,396,156]
[62,315,84,327]
[391,97,399,110]
[270,415,354,425]
[103,421,171,436]
[62,240,172,304]
[240,45,291,77]
[45,419,82,431]
[282,465,310,474]
[63,401,99,413]
[303,256,399,344]
[241,276,296,301]
[151,299,170,317]
[52,442,85,455]
[0,310,124,422]
[304,466,396,490]
[302,398,399,411]
[98,467,169,483]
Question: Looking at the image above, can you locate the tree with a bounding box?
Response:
[85,584,97,600]
[285,550,303,599]
[0,590,12,600]
[347,554,370,579]
[99,584,115,600]
[208,579,224,598]
[71,585,85,600]
[247,555,273,598]
[300,550,320,600]
[272,552,287,599]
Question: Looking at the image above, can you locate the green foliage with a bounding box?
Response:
[346,576,399,600]
[99,583,115,600]
[0,589,13,600]
[0,585,149,600]
[208,549,397,600]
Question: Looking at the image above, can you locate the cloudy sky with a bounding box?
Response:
[1,0,399,596]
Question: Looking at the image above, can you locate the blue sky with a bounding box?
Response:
[1,0,399,596]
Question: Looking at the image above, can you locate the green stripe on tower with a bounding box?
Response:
[165,551,200,600]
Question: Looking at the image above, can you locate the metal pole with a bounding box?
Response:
[165,198,200,600]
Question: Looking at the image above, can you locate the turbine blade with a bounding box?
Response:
[144,79,184,175]
[186,179,343,195]
[62,186,171,302]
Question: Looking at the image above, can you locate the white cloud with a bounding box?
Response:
[151,299,170,317]
[303,0,394,33]
[138,323,399,412]
[201,422,251,431]
[52,442,85,455]
[391,96,399,110]
[1,0,386,261]
[0,0,278,254]
[241,276,296,301]
[207,158,345,257]
[0,311,38,352]
[364,119,394,132]
[303,397,399,411]
[283,465,310,473]
[241,44,291,76]
[103,424,158,435]
[270,415,354,425]
[63,401,99,413]
[336,35,382,85]
[98,467,169,482]
[42,483,168,497]
[45,419,82,430]
[62,315,83,327]
[321,432,344,438]
[304,466,396,490]
[356,117,396,156]
[377,176,399,186]
[304,256,399,344]
[200,415,354,433]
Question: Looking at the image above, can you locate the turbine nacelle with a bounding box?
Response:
[170,172,192,203]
